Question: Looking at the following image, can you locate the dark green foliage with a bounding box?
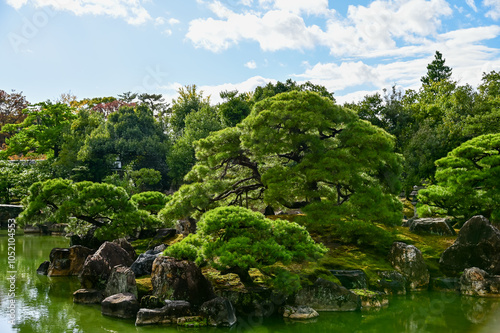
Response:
[421,51,452,86]
[165,206,326,293]
[218,90,251,127]
[18,178,162,240]
[418,134,500,224]
[0,160,52,204]
[169,85,211,138]
[130,191,170,215]
[161,91,403,227]
[167,105,224,188]
[79,104,170,187]
[252,79,335,103]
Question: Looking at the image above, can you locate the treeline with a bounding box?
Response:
[1,51,499,204]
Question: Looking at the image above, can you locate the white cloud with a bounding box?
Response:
[272,0,332,16]
[466,0,478,11]
[169,18,180,25]
[187,0,453,57]
[200,76,275,103]
[485,0,500,20]
[6,0,152,25]
[155,17,166,25]
[187,6,323,52]
[163,29,173,36]
[245,60,257,69]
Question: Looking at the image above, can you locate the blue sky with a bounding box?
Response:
[1,0,500,104]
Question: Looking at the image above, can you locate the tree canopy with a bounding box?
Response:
[421,51,452,86]
[165,206,327,293]
[418,133,500,224]
[18,178,162,239]
[161,90,403,226]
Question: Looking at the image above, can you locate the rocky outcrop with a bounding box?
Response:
[131,253,159,277]
[377,271,407,295]
[350,289,389,309]
[408,218,456,236]
[101,293,140,319]
[282,305,319,320]
[135,300,193,325]
[330,270,367,289]
[294,278,360,311]
[79,242,134,289]
[105,265,137,298]
[47,245,94,277]
[113,238,137,260]
[215,287,282,317]
[73,289,104,304]
[388,242,430,291]
[151,257,215,307]
[200,297,237,327]
[460,267,500,297]
[37,261,50,275]
[440,215,500,276]
[176,218,196,236]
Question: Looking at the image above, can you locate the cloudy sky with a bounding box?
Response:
[1,0,500,104]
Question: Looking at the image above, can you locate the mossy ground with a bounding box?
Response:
[136,277,153,299]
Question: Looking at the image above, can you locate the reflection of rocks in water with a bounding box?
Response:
[461,296,500,324]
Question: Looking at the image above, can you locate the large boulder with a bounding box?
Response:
[79,242,134,289]
[329,270,367,289]
[215,287,282,317]
[73,289,104,304]
[408,218,456,236]
[350,289,389,309]
[460,267,500,297]
[37,261,50,275]
[200,297,237,327]
[294,278,360,311]
[112,238,137,260]
[388,242,430,291]
[440,215,500,276]
[135,300,193,326]
[105,265,137,298]
[130,253,159,277]
[151,257,215,307]
[377,271,407,295]
[101,293,139,319]
[47,245,94,277]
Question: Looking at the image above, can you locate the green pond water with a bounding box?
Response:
[1,230,500,333]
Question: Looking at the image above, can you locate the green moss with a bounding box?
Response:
[130,238,152,255]
[351,289,380,297]
[135,277,153,299]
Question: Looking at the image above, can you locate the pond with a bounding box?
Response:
[1,230,500,333]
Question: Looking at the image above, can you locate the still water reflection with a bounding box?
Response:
[1,231,500,333]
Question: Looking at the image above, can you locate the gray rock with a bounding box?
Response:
[79,241,134,289]
[140,295,164,309]
[200,297,237,327]
[112,238,137,260]
[329,270,367,289]
[101,292,140,319]
[105,265,137,298]
[460,267,500,297]
[149,228,178,248]
[130,253,158,277]
[135,300,193,326]
[377,271,407,295]
[440,215,500,276]
[215,287,282,317]
[73,289,104,304]
[37,261,50,275]
[48,245,94,277]
[408,218,456,236]
[388,242,430,291]
[151,257,215,308]
[282,305,319,320]
[350,289,389,309]
[294,278,360,311]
